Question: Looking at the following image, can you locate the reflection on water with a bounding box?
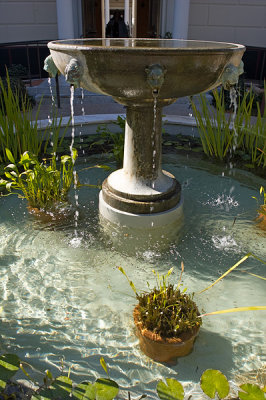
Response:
[0,155,265,397]
[50,38,243,50]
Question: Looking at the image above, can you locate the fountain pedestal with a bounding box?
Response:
[99,103,183,228]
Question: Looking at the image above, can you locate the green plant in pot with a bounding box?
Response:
[118,264,202,363]
[119,253,266,363]
[253,186,266,231]
[0,148,78,221]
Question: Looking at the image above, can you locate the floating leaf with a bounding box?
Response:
[157,378,184,400]
[238,383,265,400]
[72,382,96,400]
[94,378,119,400]
[0,354,20,389]
[164,141,174,146]
[244,163,255,169]
[33,375,72,400]
[200,369,230,399]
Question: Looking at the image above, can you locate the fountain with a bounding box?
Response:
[45,38,245,229]
[3,38,264,395]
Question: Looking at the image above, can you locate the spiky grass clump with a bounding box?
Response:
[137,285,201,338]
[118,266,202,339]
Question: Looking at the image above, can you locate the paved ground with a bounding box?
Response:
[27,75,194,120]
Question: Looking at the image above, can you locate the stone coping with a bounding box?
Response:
[37,114,198,130]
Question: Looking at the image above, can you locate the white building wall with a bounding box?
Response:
[188,0,266,47]
[0,0,58,43]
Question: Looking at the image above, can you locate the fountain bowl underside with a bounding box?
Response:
[48,39,245,106]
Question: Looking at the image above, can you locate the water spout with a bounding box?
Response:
[221,61,244,90]
[43,55,59,78]
[145,64,166,95]
[65,58,83,88]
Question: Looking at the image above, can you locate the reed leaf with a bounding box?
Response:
[200,306,266,317]
[199,252,266,293]
[191,85,266,167]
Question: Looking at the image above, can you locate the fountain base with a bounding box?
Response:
[99,190,183,229]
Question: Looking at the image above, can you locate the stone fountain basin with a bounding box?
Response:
[48,39,245,106]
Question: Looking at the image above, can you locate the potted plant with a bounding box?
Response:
[119,253,266,363]
[0,148,78,222]
[118,265,202,363]
[253,186,266,231]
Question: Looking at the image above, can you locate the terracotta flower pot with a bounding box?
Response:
[133,306,200,363]
[255,212,266,231]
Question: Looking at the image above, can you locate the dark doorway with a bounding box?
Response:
[82,0,102,38]
[137,0,160,38]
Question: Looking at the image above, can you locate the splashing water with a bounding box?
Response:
[69,85,80,243]
[151,95,157,190]
[149,95,158,228]
[79,88,86,157]
[204,194,239,210]
[47,77,56,154]
[230,86,238,151]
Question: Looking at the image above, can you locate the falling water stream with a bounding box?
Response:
[230,86,238,151]
[47,77,56,153]
[149,95,158,226]
[69,85,80,246]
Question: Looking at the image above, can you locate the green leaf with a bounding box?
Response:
[0,353,20,389]
[244,163,255,169]
[61,155,72,163]
[164,141,174,146]
[100,357,108,376]
[45,369,54,381]
[33,375,72,400]
[5,163,16,170]
[6,182,14,191]
[4,172,14,180]
[200,306,266,317]
[5,149,15,164]
[157,378,184,400]
[94,378,119,400]
[238,383,265,400]
[200,369,230,399]
[72,382,96,400]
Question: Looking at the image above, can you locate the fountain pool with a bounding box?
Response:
[0,152,265,396]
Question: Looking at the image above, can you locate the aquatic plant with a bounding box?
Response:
[191,87,266,168]
[253,186,266,216]
[0,353,265,400]
[95,115,125,167]
[119,265,202,339]
[0,74,69,165]
[119,253,266,334]
[0,74,43,163]
[0,148,77,212]
[157,369,266,400]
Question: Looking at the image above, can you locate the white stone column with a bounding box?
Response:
[105,0,110,26]
[172,0,190,39]
[124,0,130,26]
[101,0,105,38]
[56,0,75,39]
[132,0,137,38]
